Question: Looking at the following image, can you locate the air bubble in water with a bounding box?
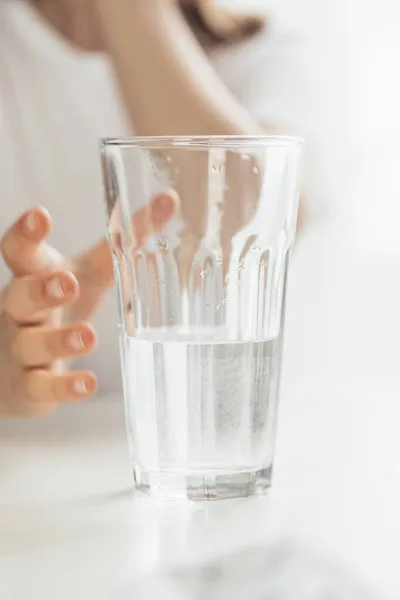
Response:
[166,156,172,163]
[216,303,223,311]
[200,269,209,280]
[212,162,222,173]
[252,166,259,174]
[157,279,167,287]
[241,154,251,161]
[237,262,245,272]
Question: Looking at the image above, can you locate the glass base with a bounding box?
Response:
[133,465,272,501]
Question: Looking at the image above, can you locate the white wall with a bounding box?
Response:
[345,0,400,255]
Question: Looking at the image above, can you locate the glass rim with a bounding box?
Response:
[101,134,304,149]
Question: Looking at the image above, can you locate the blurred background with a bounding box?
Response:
[216,0,400,386]
[2,0,400,599]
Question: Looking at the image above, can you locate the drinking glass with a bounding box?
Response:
[101,135,303,500]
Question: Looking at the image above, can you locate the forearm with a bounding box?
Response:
[96,0,261,136]
[96,0,306,230]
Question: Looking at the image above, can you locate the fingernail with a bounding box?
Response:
[45,276,65,299]
[73,378,88,396]
[66,331,86,351]
[24,210,37,234]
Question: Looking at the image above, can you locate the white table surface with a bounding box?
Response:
[1,219,400,600]
[1,0,400,595]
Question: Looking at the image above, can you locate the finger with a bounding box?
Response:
[12,322,97,368]
[0,207,60,276]
[148,190,179,234]
[23,370,98,404]
[131,204,153,249]
[1,271,79,324]
[77,191,179,289]
[129,191,178,248]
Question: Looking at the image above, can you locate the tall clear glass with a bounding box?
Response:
[101,135,303,500]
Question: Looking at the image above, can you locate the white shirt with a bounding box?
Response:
[0,0,339,390]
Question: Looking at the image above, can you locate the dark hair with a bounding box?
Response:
[179,2,265,47]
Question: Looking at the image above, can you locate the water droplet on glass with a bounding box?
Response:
[237,262,245,272]
[252,166,259,174]
[212,162,222,173]
[223,298,227,304]
[251,246,262,252]
[216,258,223,266]
[157,279,167,287]
[241,153,251,161]
[216,200,224,213]
[216,303,223,311]
[157,236,169,251]
[200,269,209,280]
[166,155,172,163]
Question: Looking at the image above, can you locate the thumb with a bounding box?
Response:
[70,238,113,323]
[76,190,178,289]
[71,191,178,321]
